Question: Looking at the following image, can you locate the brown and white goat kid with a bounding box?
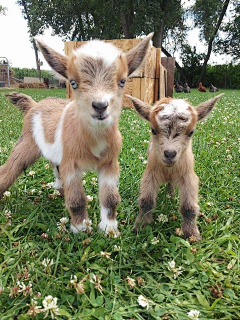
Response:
[0,34,153,236]
[127,93,224,241]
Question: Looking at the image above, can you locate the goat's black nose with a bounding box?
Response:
[92,100,108,112]
[164,150,177,159]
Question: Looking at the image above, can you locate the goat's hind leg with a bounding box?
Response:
[0,135,40,198]
[135,166,161,232]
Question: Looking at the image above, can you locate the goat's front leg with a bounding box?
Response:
[61,165,90,233]
[135,165,161,232]
[179,173,201,241]
[98,163,121,236]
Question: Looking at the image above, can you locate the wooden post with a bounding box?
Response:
[161,57,175,97]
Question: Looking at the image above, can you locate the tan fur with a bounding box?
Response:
[1,34,153,235]
[127,93,224,241]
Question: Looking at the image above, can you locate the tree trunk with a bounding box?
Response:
[120,10,133,38]
[197,0,230,84]
[32,39,41,81]
[152,21,164,48]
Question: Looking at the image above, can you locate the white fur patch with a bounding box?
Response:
[91,140,107,158]
[65,170,82,186]
[32,102,71,165]
[159,100,190,118]
[98,206,119,236]
[98,172,119,188]
[74,40,121,67]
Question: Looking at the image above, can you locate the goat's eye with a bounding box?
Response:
[187,130,194,137]
[119,79,126,88]
[151,128,157,135]
[70,80,78,89]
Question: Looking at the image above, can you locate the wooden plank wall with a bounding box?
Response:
[161,57,175,97]
[64,39,169,107]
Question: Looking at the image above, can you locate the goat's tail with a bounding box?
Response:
[5,92,36,114]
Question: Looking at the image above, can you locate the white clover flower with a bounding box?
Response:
[151,237,159,245]
[137,295,153,310]
[168,260,176,270]
[28,171,36,176]
[3,191,11,198]
[82,179,86,186]
[126,276,136,288]
[143,160,148,164]
[113,245,121,251]
[45,164,50,169]
[167,260,183,279]
[42,258,54,271]
[69,275,78,285]
[27,298,42,316]
[60,217,69,224]
[86,195,93,202]
[91,177,98,186]
[46,182,55,189]
[100,251,112,259]
[51,189,60,199]
[187,309,200,319]
[106,226,119,238]
[82,219,93,232]
[29,189,36,195]
[157,214,168,223]
[17,281,33,296]
[57,220,67,232]
[42,295,59,319]
[4,210,11,218]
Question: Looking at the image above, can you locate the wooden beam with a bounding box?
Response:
[161,57,175,97]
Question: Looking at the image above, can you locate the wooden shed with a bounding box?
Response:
[64,38,175,107]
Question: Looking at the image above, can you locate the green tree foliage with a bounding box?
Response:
[16,0,186,49]
[215,2,240,62]
[12,67,52,80]
[0,5,6,15]
[181,45,204,86]
[190,0,230,84]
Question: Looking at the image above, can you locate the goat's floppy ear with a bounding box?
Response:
[124,33,154,77]
[35,38,68,79]
[126,95,151,121]
[195,93,224,121]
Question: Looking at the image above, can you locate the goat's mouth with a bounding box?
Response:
[91,114,109,121]
[163,159,175,167]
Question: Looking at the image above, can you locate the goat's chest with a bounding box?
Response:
[90,139,107,158]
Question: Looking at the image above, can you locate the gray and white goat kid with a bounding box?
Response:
[0,33,153,236]
[127,94,224,241]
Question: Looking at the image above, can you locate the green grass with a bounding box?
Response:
[0,88,239,319]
